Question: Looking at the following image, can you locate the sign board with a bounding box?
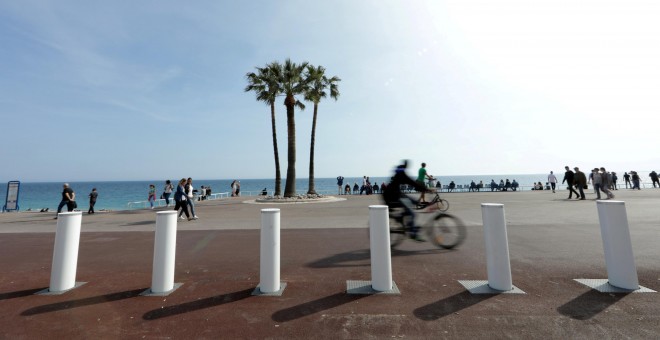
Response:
[4,181,20,212]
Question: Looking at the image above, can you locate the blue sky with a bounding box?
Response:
[1,0,659,182]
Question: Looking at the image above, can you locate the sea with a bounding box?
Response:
[1,173,654,212]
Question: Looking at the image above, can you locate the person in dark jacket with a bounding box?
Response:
[573,167,587,200]
[562,166,580,199]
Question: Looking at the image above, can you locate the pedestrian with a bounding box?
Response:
[573,167,587,200]
[337,176,344,195]
[548,171,558,193]
[623,172,632,189]
[562,166,580,199]
[183,178,198,219]
[611,172,618,190]
[631,171,641,190]
[55,183,76,218]
[649,171,659,188]
[591,168,603,199]
[163,180,173,207]
[231,180,237,197]
[88,188,98,214]
[173,178,191,220]
[599,167,615,199]
[236,181,241,196]
[148,184,157,209]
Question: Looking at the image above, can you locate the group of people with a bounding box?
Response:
[230,180,241,197]
[169,178,199,220]
[562,166,615,200]
[54,183,97,218]
[336,176,386,195]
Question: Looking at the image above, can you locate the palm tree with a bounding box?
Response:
[245,62,283,196]
[304,65,341,195]
[279,59,309,197]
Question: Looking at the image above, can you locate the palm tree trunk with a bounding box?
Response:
[307,104,319,195]
[270,103,282,196]
[284,96,296,197]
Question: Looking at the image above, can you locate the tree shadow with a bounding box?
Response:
[307,247,450,269]
[414,291,495,321]
[142,288,254,320]
[272,292,367,323]
[21,288,147,316]
[557,290,627,320]
[0,287,48,301]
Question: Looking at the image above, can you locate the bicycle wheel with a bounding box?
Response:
[389,215,408,247]
[426,213,466,249]
[436,198,449,212]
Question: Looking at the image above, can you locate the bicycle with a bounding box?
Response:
[388,195,466,249]
[415,192,449,212]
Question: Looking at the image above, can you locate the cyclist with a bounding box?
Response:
[383,160,434,240]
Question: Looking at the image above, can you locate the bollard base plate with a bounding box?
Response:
[459,280,525,294]
[574,279,656,293]
[36,282,87,295]
[140,283,184,297]
[252,282,287,296]
[346,280,400,295]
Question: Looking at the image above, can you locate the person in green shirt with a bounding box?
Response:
[417,162,433,203]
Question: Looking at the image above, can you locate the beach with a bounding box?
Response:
[0,190,659,338]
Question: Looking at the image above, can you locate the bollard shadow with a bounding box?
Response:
[272,292,367,323]
[0,287,48,301]
[21,288,147,316]
[142,288,253,320]
[307,248,451,269]
[413,291,495,321]
[557,290,627,320]
[120,220,155,227]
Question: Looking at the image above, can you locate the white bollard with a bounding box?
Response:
[369,205,392,291]
[151,211,178,294]
[259,208,281,293]
[596,201,639,290]
[481,204,513,291]
[50,211,83,292]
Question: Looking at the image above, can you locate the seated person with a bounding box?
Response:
[469,181,476,192]
[448,181,456,192]
[511,180,519,191]
[504,179,512,191]
[353,183,359,194]
[344,184,351,195]
[260,188,268,196]
[490,180,498,191]
[373,183,379,194]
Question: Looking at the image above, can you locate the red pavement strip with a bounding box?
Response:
[0,225,658,339]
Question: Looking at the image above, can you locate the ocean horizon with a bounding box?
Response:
[2,172,656,212]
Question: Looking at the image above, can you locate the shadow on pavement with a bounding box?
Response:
[142,288,254,320]
[272,292,367,322]
[307,248,449,269]
[120,220,156,226]
[414,291,494,321]
[0,287,48,301]
[21,288,146,316]
[557,290,627,320]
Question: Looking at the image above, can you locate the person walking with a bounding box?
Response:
[183,177,198,219]
[600,167,615,199]
[148,184,157,209]
[88,188,98,214]
[55,183,76,218]
[163,180,174,207]
[591,168,603,199]
[574,167,587,200]
[562,166,580,199]
[336,176,344,195]
[548,171,558,193]
[631,171,641,190]
[649,171,659,188]
[623,172,632,189]
[611,172,618,190]
[173,178,191,220]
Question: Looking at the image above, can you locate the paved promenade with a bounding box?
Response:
[0,189,659,339]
